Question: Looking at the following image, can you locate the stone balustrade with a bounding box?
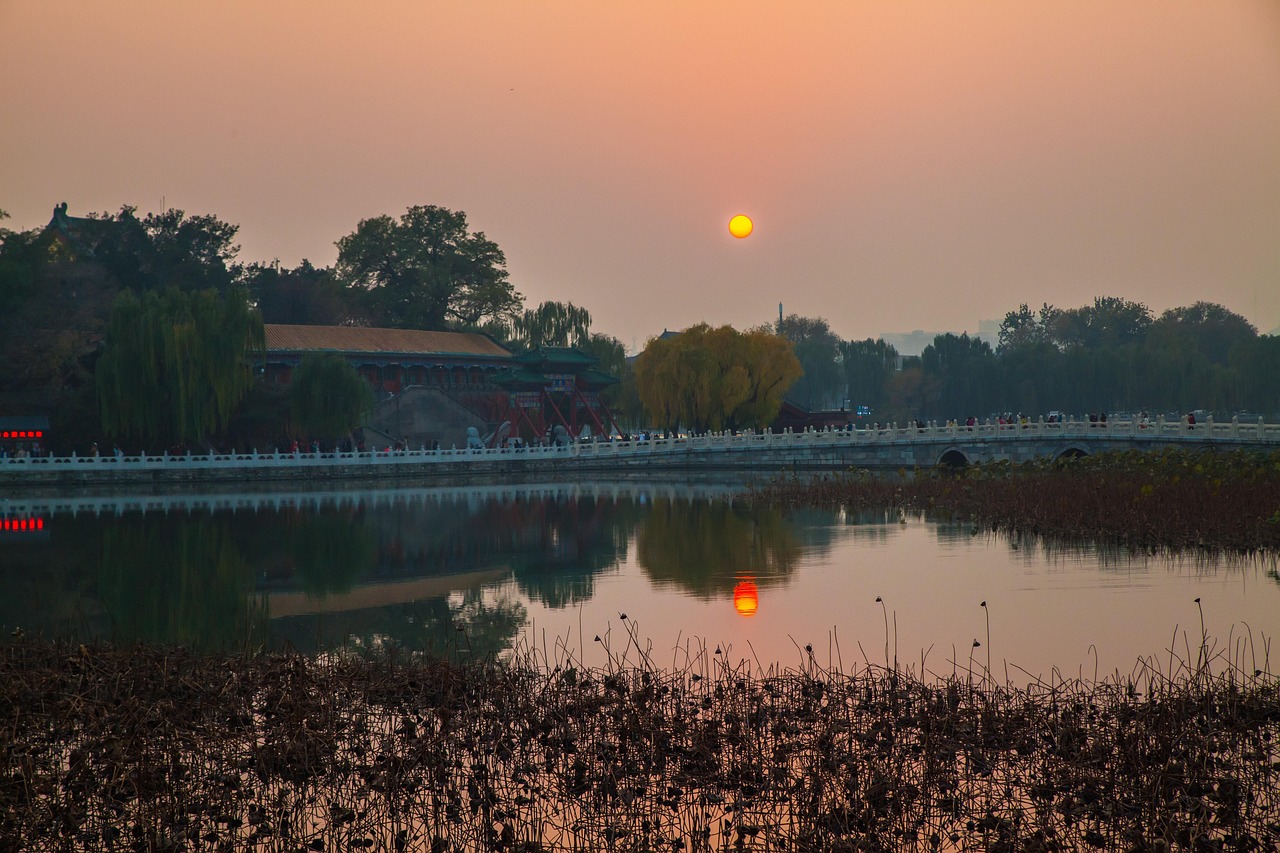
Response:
[2,416,1277,488]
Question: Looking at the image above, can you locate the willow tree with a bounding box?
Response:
[635,324,800,432]
[96,287,264,446]
[288,353,373,441]
[506,301,592,350]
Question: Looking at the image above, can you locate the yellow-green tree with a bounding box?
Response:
[635,324,799,432]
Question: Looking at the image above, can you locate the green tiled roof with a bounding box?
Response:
[515,346,598,369]
[577,369,618,388]
[492,368,553,389]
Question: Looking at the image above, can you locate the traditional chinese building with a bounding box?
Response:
[0,416,50,457]
[43,202,117,260]
[261,327,619,448]
[492,347,621,444]
[262,324,513,397]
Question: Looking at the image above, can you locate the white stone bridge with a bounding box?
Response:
[2,415,1277,490]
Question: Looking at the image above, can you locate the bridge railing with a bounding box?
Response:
[2,416,1277,474]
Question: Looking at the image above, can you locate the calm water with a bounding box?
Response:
[3,481,1277,683]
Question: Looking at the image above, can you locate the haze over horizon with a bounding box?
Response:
[3,1,1278,347]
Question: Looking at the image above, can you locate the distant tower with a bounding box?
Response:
[778,303,783,334]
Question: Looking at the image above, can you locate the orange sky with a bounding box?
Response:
[3,1,1278,346]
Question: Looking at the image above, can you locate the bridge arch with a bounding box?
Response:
[1052,444,1090,463]
[936,448,970,470]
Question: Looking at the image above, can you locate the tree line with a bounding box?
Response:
[761,298,1278,426]
[0,203,640,452]
[898,298,1278,423]
[2,202,1274,453]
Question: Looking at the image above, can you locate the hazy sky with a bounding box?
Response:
[3,1,1278,348]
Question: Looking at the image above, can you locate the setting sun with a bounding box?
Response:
[728,215,753,239]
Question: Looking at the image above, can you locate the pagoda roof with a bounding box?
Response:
[264,324,512,360]
[514,346,599,369]
[491,368,553,390]
[43,203,116,259]
[577,369,618,388]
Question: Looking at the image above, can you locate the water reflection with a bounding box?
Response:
[2,483,1278,679]
[101,518,265,649]
[0,484,733,656]
[732,579,759,616]
[635,498,839,597]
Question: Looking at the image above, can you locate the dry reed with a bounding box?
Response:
[751,449,1280,554]
[3,633,1278,852]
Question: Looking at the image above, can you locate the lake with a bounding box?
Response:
[2,480,1277,684]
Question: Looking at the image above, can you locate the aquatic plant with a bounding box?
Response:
[753,449,1280,554]
[2,636,1278,852]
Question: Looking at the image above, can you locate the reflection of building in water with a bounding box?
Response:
[265,572,522,658]
[262,569,509,618]
[0,514,48,543]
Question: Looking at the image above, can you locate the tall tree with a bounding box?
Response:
[635,324,799,432]
[1147,301,1257,366]
[731,327,804,429]
[1230,335,1280,415]
[1044,297,1152,350]
[997,303,1054,353]
[840,338,898,415]
[244,259,360,326]
[287,353,374,441]
[93,206,242,294]
[503,301,593,350]
[335,205,522,330]
[921,333,997,420]
[777,314,843,409]
[96,287,265,447]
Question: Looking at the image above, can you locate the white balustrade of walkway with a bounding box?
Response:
[1,415,1277,488]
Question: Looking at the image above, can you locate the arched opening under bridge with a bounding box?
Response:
[936,448,970,470]
[1052,445,1090,464]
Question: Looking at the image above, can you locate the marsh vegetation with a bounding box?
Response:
[3,632,1279,852]
[753,450,1280,554]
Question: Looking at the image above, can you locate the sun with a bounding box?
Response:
[728,214,753,239]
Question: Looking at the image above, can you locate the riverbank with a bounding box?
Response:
[3,638,1277,852]
[752,449,1280,553]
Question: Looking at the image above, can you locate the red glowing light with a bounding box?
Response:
[733,581,759,617]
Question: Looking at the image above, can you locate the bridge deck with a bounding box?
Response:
[1,417,1277,489]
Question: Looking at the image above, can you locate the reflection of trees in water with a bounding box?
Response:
[636,499,839,598]
[272,587,525,660]
[287,513,377,597]
[504,495,638,609]
[838,507,910,543]
[362,493,639,609]
[0,516,106,641]
[99,517,265,649]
